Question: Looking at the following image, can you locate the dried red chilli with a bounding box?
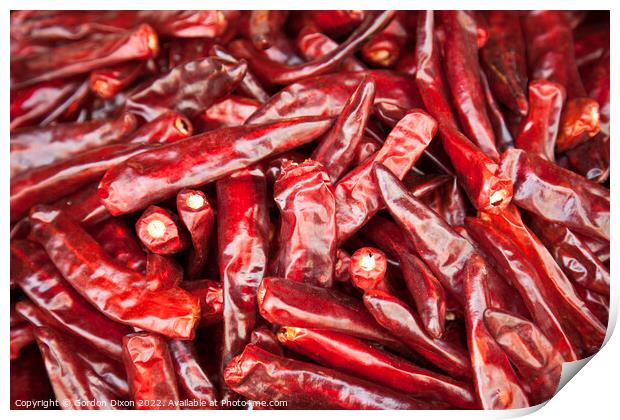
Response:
[90,61,145,99]
[250,326,284,356]
[196,96,260,131]
[177,189,215,279]
[90,218,147,273]
[296,28,366,72]
[145,253,183,292]
[126,111,193,145]
[247,10,289,50]
[135,206,189,255]
[349,247,390,293]
[360,11,409,68]
[479,69,515,153]
[168,339,218,407]
[180,280,223,328]
[54,183,110,227]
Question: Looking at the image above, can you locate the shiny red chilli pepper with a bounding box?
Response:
[247,10,289,50]
[126,111,193,145]
[566,133,609,184]
[479,69,515,154]
[90,217,147,273]
[89,60,145,99]
[135,206,189,255]
[349,247,389,293]
[177,189,215,279]
[277,327,477,409]
[168,339,218,407]
[180,280,223,328]
[145,253,183,292]
[272,160,336,287]
[29,207,200,339]
[11,24,159,89]
[98,116,332,215]
[360,12,409,68]
[250,326,284,356]
[168,38,214,69]
[296,28,366,72]
[555,97,600,153]
[196,96,260,131]
[122,332,180,410]
[333,248,352,283]
[54,183,110,227]
[224,344,446,409]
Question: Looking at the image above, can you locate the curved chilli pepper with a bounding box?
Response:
[479,69,515,153]
[349,247,390,293]
[126,57,247,121]
[209,44,270,103]
[29,207,200,339]
[462,258,530,409]
[10,112,137,177]
[273,160,336,287]
[361,216,446,339]
[262,151,307,186]
[334,248,352,283]
[515,80,566,161]
[257,277,402,350]
[10,77,84,130]
[479,207,606,354]
[438,122,513,212]
[90,218,147,273]
[277,327,477,409]
[360,12,409,67]
[527,217,609,296]
[464,217,579,361]
[555,97,600,152]
[224,344,445,410]
[500,148,609,241]
[229,11,396,85]
[90,60,145,99]
[15,299,67,331]
[335,109,437,244]
[440,11,499,160]
[311,78,375,183]
[11,24,159,89]
[126,111,193,145]
[98,116,332,215]
[247,10,289,49]
[247,70,421,124]
[566,133,610,184]
[35,327,122,410]
[352,136,382,167]
[177,189,215,279]
[196,96,260,131]
[296,28,366,72]
[484,309,565,405]
[250,326,284,356]
[479,11,528,115]
[363,290,471,379]
[415,11,459,127]
[421,176,467,227]
[11,141,154,222]
[123,332,180,410]
[217,167,269,380]
[136,206,189,255]
[54,183,110,227]
[180,280,223,328]
[11,240,131,359]
[168,339,218,407]
[145,254,183,292]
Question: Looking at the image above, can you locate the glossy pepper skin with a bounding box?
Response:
[126,111,193,145]
[273,160,336,287]
[257,277,402,350]
[126,57,247,121]
[10,112,137,177]
[515,80,566,161]
[54,183,110,227]
[98,116,332,215]
[90,61,145,99]
[136,205,189,255]
[123,333,180,410]
[35,327,122,410]
[180,280,224,328]
[224,344,446,409]
[168,339,218,407]
[277,327,477,409]
[500,148,609,242]
[177,189,215,279]
[479,11,528,115]
[11,240,131,359]
[349,247,389,293]
[90,217,147,273]
[335,109,437,244]
[484,309,565,405]
[144,253,183,291]
[360,12,409,68]
[29,207,200,339]
[440,11,499,160]
[196,96,260,131]
[296,28,366,72]
[311,78,376,183]
[11,24,159,89]
[217,167,269,389]
[247,11,289,50]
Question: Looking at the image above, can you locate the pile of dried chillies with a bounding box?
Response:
[10,10,610,410]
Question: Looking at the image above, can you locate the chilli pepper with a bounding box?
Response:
[500,148,610,241]
[11,24,159,89]
[584,49,610,135]
[334,248,352,283]
[11,239,131,359]
[181,280,224,328]
[484,309,565,405]
[514,80,566,161]
[177,189,215,279]
[247,11,289,50]
[29,207,200,339]
[98,116,332,215]
[54,183,110,227]
[296,28,366,72]
[168,38,214,69]
[566,133,610,184]
[90,217,147,273]
[335,109,437,244]
[224,344,445,409]
[122,332,180,410]
[126,111,193,145]
[555,97,601,152]
[363,290,471,379]
[126,57,247,121]
[257,276,403,350]
[479,69,515,153]
[10,112,137,177]
[196,96,261,131]
[311,78,376,183]
[352,136,382,167]
[216,167,269,391]
[135,206,189,255]
[479,11,528,115]
[574,284,609,326]
[303,10,366,37]
[277,327,477,409]
[168,339,218,407]
[89,61,145,99]
[250,326,284,356]
[440,11,499,160]
[349,247,390,294]
[272,160,336,287]
[360,12,409,68]
[145,253,183,291]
